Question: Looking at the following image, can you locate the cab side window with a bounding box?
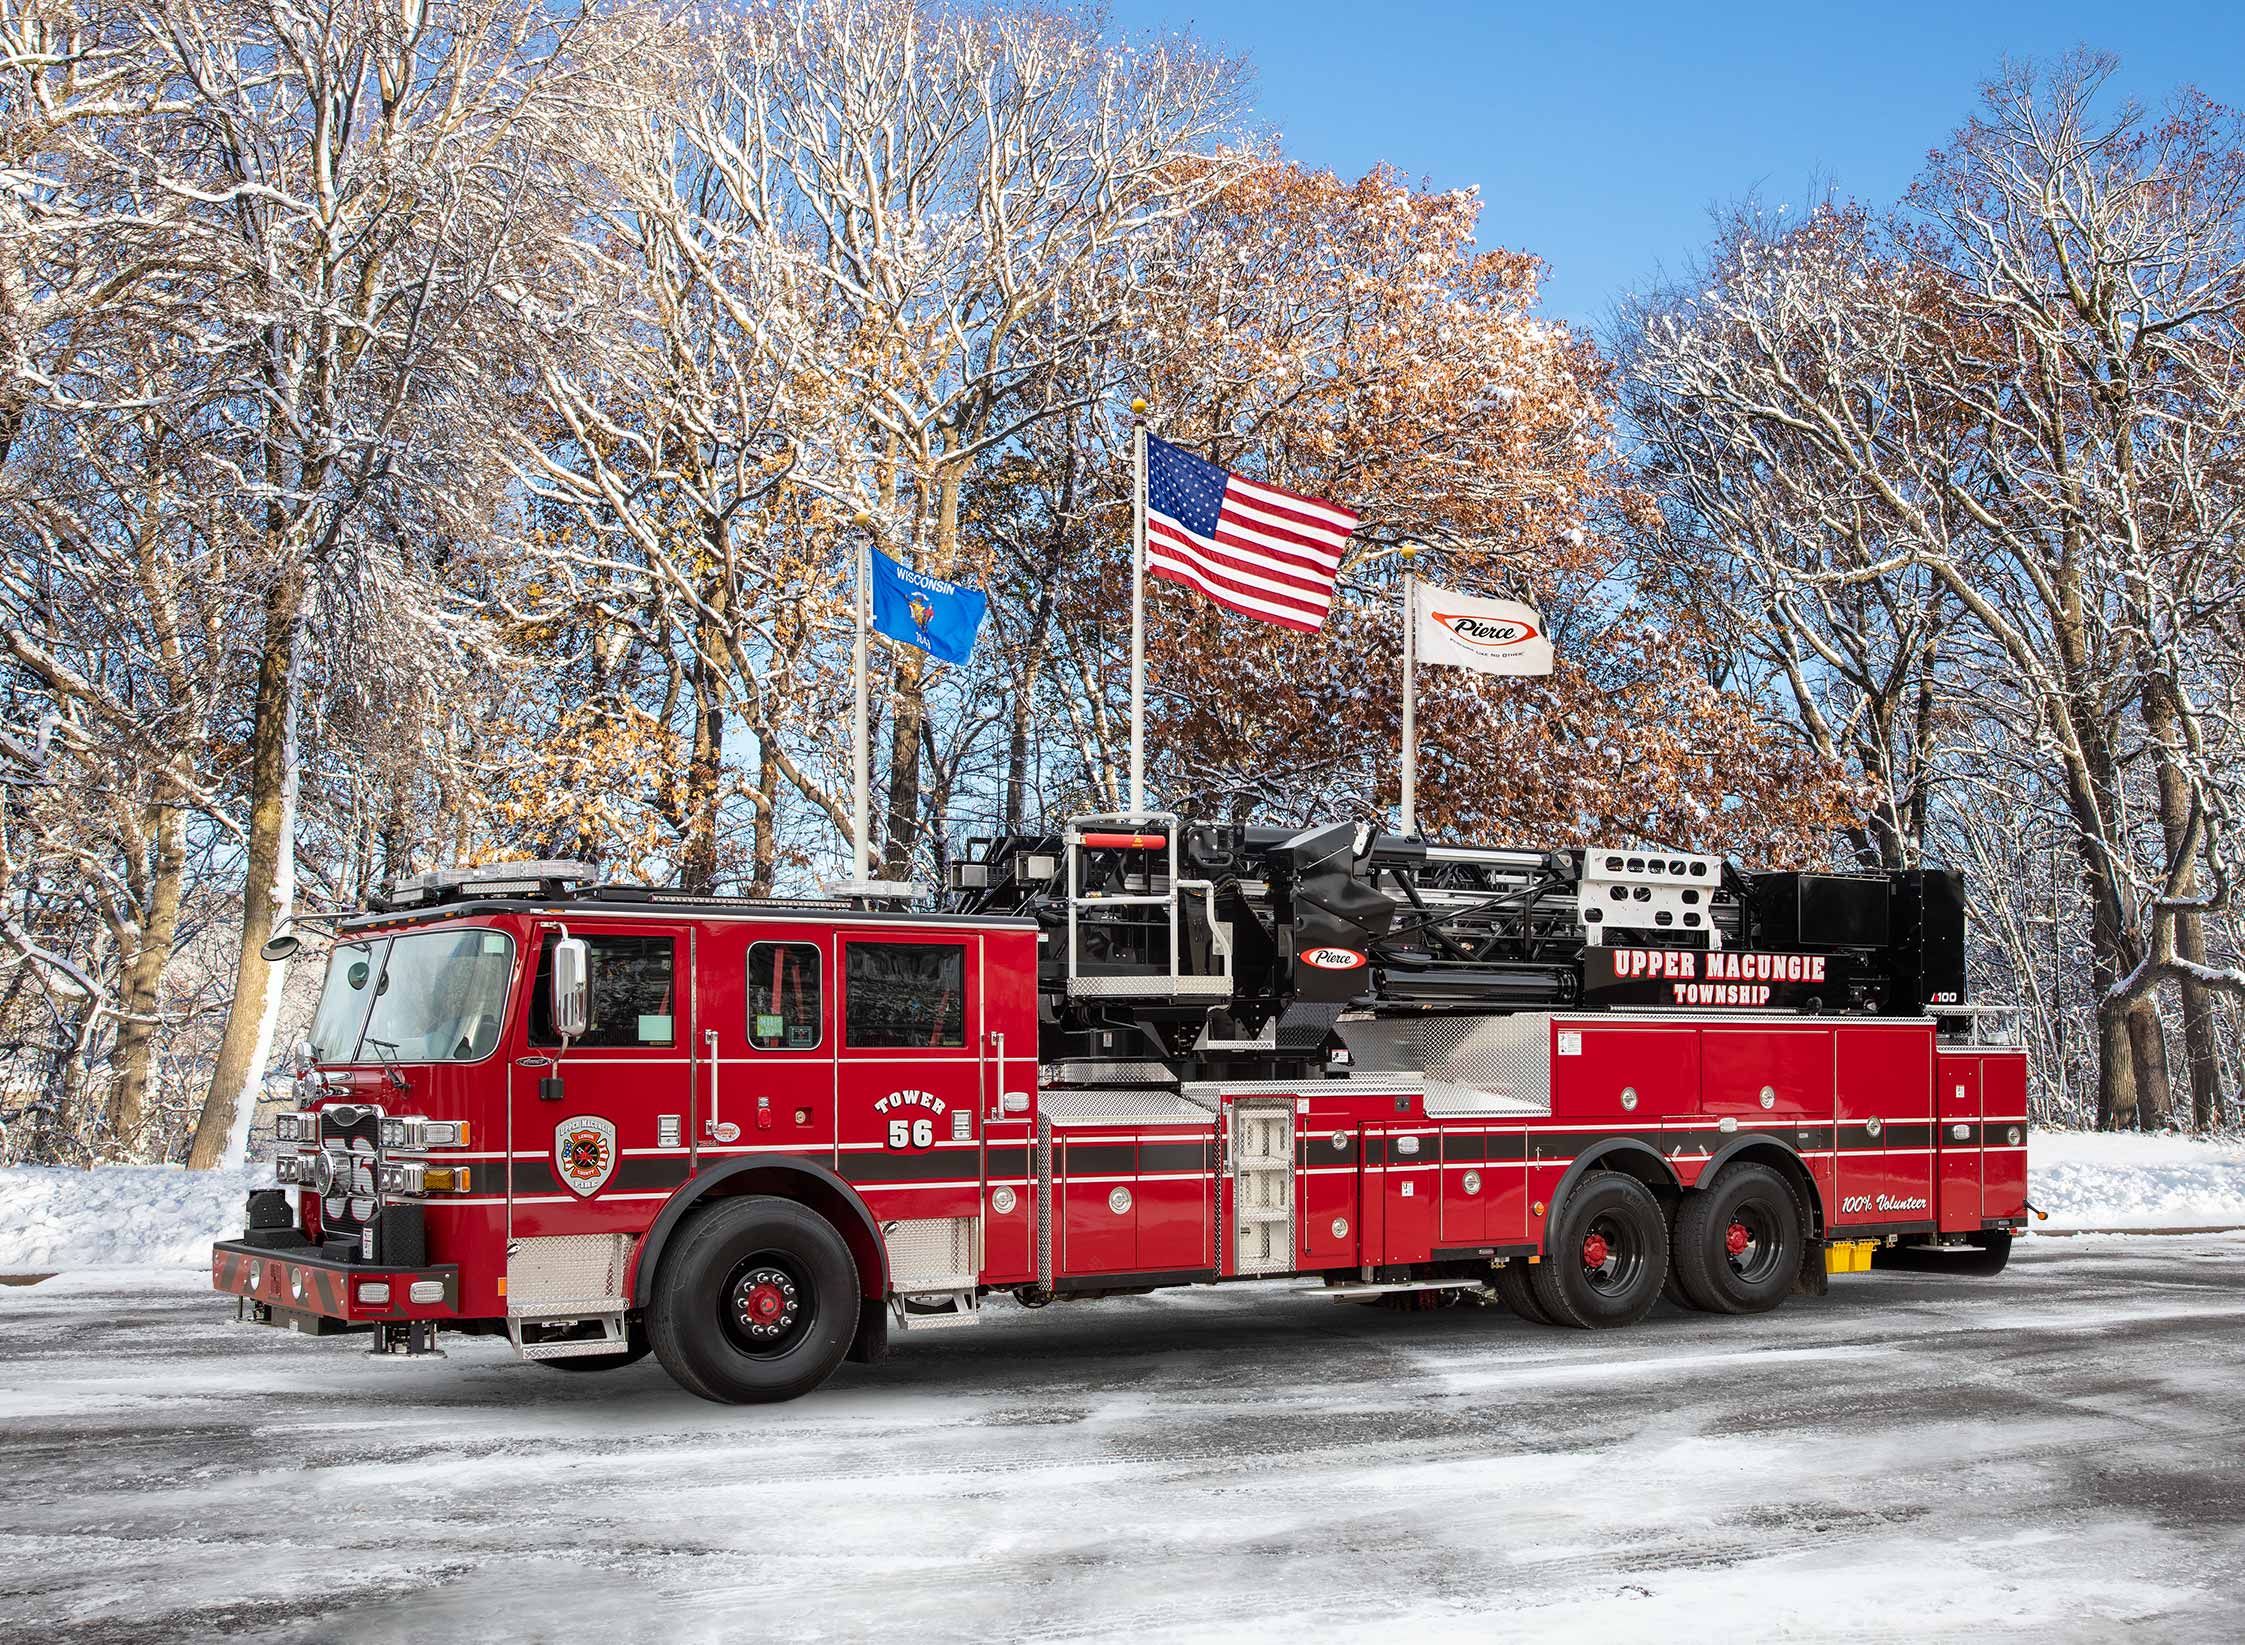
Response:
[845,942,966,1048]
[748,942,822,1050]
[530,933,677,1047]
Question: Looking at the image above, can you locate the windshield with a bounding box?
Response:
[307,928,516,1064]
[308,940,382,1062]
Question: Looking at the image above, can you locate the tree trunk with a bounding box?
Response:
[2093,995,2136,1131]
[1006,577,1059,833]
[883,645,927,878]
[678,670,725,895]
[884,447,959,880]
[678,536,732,895]
[749,735,780,896]
[2142,671,2226,1130]
[187,569,306,1169]
[2176,915,2225,1130]
[108,799,187,1152]
[2125,1001,2173,1130]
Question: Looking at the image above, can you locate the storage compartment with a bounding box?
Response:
[1832,1022,1934,1230]
[1700,1026,1833,1119]
[1060,1137,1138,1275]
[1376,1128,1438,1264]
[1936,1057,1984,1233]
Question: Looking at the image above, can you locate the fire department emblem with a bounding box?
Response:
[555,1115,617,1197]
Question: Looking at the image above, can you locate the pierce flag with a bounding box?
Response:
[868,548,987,666]
[1412,582,1554,676]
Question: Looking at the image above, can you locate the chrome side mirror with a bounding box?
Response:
[290,1038,315,1076]
[552,937,590,1040]
[260,932,301,962]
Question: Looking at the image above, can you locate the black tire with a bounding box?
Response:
[1491,1256,1558,1325]
[1674,1164,1804,1315]
[1872,1230,2012,1277]
[1659,1195,1703,1311]
[648,1196,859,1404]
[536,1325,651,1373]
[1528,1172,1670,1329]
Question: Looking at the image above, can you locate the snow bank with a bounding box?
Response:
[0,1165,257,1271]
[2029,1129,2245,1231]
[4,1131,2243,1272]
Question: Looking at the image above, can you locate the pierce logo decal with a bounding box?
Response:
[555,1115,617,1197]
[1300,946,1368,971]
[1431,612,1542,653]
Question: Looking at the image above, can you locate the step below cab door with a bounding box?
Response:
[1935,1055,1984,1232]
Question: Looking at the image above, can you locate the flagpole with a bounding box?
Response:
[850,510,872,885]
[1400,542,1419,837]
[1128,398,1148,817]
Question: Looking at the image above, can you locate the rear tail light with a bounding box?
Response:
[357,1282,391,1305]
[408,1280,446,1304]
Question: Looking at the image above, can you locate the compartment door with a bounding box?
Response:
[1059,1137,1138,1276]
[1378,1128,1438,1265]
[1936,1057,1984,1232]
[1833,1023,1934,1230]
[1296,1116,1360,1271]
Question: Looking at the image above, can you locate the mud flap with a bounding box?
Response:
[1792,1241,1829,1298]
[846,1296,888,1365]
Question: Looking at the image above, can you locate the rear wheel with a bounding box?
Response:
[1491,1256,1558,1324]
[1528,1172,1670,1329]
[649,1196,859,1404]
[1674,1164,1803,1315]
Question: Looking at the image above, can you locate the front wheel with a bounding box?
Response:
[1528,1172,1670,1329]
[1673,1164,1804,1314]
[648,1196,860,1404]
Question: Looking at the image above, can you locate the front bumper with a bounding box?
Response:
[212,1240,463,1330]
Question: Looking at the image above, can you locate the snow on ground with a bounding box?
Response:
[0,1163,261,1270]
[6,1131,2244,1273]
[1,1237,2242,1643]
[2029,1130,2245,1230]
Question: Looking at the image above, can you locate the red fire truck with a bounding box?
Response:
[213,815,2029,1402]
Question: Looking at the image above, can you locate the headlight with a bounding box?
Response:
[380,1117,468,1149]
[275,1111,321,1144]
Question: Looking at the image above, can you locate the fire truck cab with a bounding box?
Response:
[214,820,2029,1403]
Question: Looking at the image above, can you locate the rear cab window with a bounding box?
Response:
[748,942,823,1050]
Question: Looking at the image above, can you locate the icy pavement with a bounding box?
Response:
[3,1239,2243,1643]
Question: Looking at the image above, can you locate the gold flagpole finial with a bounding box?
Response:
[1130,398,1148,417]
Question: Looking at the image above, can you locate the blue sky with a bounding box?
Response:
[1122,1,2245,331]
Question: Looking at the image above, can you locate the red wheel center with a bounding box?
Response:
[1726,1221,1751,1257]
[744,1282,787,1322]
[1580,1232,1611,1268]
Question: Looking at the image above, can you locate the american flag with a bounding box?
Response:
[1143,434,1358,633]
